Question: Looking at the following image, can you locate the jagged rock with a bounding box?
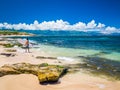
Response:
[0,63,67,83]
[38,71,59,83]
[37,65,65,83]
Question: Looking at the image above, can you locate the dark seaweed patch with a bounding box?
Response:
[70,56,120,80]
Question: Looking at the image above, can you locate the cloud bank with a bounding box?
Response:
[0,19,120,34]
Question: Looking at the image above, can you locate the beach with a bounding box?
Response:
[0,37,120,90]
[0,73,120,90]
[0,0,120,89]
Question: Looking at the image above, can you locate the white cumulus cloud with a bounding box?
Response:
[100,26,120,34]
[87,20,97,29]
[97,23,105,28]
[0,19,120,34]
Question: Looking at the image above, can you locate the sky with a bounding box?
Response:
[0,0,120,34]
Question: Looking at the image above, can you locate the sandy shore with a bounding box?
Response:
[0,73,120,90]
[0,40,120,90]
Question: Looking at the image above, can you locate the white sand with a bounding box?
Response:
[0,73,120,90]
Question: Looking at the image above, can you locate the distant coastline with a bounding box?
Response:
[0,30,35,37]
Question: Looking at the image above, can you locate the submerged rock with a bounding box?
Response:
[0,63,67,83]
[75,56,120,80]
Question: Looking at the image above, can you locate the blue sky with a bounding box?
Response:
[0,0,120,27]
[0,0,120,34]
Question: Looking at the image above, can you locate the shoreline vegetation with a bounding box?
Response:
[0,35,120,90]
[0,30,35,37]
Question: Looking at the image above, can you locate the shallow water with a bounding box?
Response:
[12,36,120,62]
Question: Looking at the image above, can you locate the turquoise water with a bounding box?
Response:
[12,36,120,61]
[35,44,120,61]
[23,36,120,62]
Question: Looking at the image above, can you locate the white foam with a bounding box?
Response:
[57,57,74,61]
